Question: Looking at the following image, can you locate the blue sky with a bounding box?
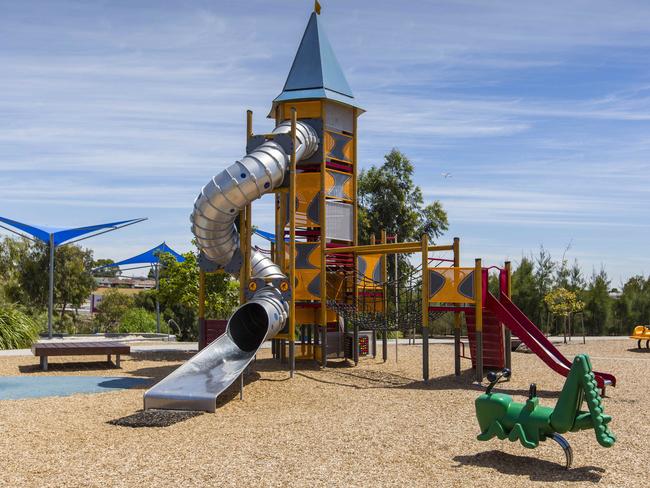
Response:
[1,0,649,284]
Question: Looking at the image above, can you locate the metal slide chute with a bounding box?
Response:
[144,121,319,411]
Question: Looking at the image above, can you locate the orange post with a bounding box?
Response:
[289,108,297,377]
[453,237,461,376]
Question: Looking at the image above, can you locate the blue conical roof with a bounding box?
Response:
[273,12,361,110]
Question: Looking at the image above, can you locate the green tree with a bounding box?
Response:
[94,290,134,332]
[584,268,612,335]
[92,258,121,277]
[54,245,96,320]
[358,148,448,244]
[614,275,650,333]
[534,246,555,325]
[511,257,541,325]
[0,237,96,325]
[156,251,239,340]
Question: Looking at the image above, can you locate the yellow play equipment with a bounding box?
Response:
[630,325,650,349]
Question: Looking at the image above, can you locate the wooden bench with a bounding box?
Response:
[31,341,131,371]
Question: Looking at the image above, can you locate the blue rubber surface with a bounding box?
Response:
[0,376,151,400]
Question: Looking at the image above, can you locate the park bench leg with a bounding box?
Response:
[107,354,112,365]
[40,356,48,371]
[116,354,121,368]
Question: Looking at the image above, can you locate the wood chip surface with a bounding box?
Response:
[0,339,646,487]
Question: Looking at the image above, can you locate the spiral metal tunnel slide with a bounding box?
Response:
[485,293,616,390]
[143,121,319,412]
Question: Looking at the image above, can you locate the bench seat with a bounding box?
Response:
[31,341,130,371]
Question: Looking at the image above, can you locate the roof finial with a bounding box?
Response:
[314,1,321,15]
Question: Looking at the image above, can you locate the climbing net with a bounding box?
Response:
[326,262,446,332]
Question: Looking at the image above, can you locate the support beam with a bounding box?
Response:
[421,234,429,382]
[504,260,512,372]
[324,241,454,255]
[453,237,461,376]
[155,263,161,334]
[319,103,328,369]
[474,258,483,383]
[198,270,206,350]
[289,108,297,378]
[48,234,54,339]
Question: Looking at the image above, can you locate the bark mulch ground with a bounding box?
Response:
[0,339,646,487]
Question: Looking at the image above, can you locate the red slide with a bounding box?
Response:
[485,292,616,390]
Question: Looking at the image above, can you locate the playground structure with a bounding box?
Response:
[630,325,650,348]
[475,355,616,469]
[143,8,616,412]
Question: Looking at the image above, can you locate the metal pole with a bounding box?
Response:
[48,234,54,339]
[421,234,429,382]
[394,236,399,354]
[198,270,206,349]
[475,258,483,383]
[453,237,461,375]
[155,263,161,334]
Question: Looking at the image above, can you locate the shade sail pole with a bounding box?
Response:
[48,234,55,339]
[155,263,161,334]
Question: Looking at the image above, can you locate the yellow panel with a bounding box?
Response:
[295,307,317,324]
[357,254,384,284]
[324,131,353,163]
[294,306,337,325]
[428,267,476,304]
[325,169,353,202]
[296,172,321,227]
[281,101,322,120]
[294,269,319,301]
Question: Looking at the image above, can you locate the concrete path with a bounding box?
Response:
[0,335,629,357]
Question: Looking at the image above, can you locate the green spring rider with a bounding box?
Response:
[474,354,615,469]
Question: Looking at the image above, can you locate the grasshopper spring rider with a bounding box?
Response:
[474,354,616,469]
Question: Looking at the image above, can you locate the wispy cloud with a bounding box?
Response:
[1,0,649,282]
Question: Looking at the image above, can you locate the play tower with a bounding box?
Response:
[143,7,615,412]
[196,8,364,373]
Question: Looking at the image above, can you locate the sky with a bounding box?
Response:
[1,0,649,285]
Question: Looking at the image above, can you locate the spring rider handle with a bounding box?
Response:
[485,368,511,394]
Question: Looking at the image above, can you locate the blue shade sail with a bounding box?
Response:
[97,242,185,269]
[0,216,145,247]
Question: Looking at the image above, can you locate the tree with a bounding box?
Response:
[92,258,121,277]
[614,275,650,333]
[94,290,134,332]
[511,257,541,325]
[358,148,448,244]
[584,268,612,335]
[0,237,96,327]
[54,245,97,320]
[156,251,239,340]
[534,246,555,326]
[544,287,584,342]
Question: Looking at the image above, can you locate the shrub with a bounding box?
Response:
[119,308,157,333]
[94,290,134,332]
[0,303,42,349]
